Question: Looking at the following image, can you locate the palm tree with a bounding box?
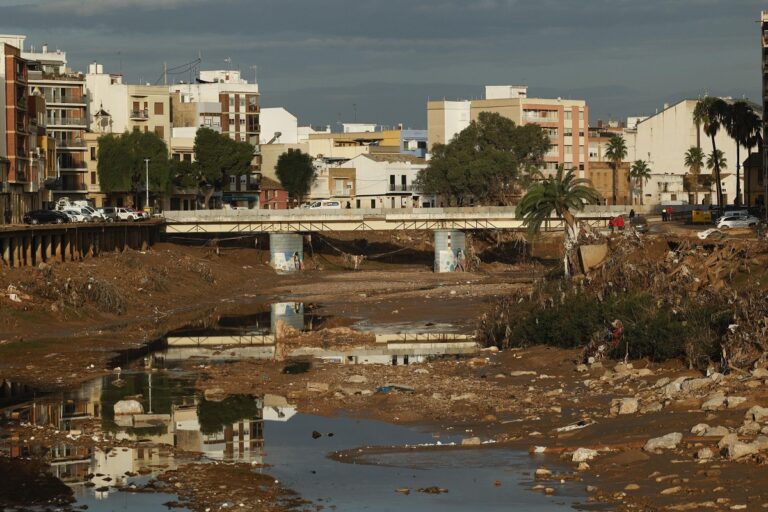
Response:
[604,134,628,205]
[693,97,728,210]
[724,101,761,206]
[629,160,652,205]
[683,146,705,205]
[517,166,602,278]
[706,149,727,173]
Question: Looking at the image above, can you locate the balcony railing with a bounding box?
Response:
[57,139,86,148]
[388,183,411,192]
[130,110,149,120]
[45,94,87,105]
[49,117,87,127]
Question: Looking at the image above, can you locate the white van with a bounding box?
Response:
[307,200,342,209]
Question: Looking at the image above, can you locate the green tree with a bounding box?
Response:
[706,149,727,173]
[275,148,315,205]
[629,160,652,205]
[415,112,550,206]
[693,97,728,210]
[604,134,628,205]
[684,146,706,205]
[193,127,254,207]
[723,100,761,205]
[97,130,171,207]
[516,166,602,278]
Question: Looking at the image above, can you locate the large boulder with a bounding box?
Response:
[643,432,683,452]
[113,399,143,415]
[745,406,768,423]
[572,448,599,463]
[611,398,639,415]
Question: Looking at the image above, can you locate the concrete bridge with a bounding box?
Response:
[164,206,637,273]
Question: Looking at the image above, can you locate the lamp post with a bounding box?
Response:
[144,158,150,210]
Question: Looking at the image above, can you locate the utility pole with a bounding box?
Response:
[250,65,258,84]
[163,62,167,86]
[144,158,150,210]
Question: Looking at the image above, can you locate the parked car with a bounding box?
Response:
[63,208,93,223]
[716,215,760,229]
[23,209,70,225]
[97,207,117,222]
[307,200,342,209]
[630,215,649,233]
[124,207,147,220]
[115,207,138,221]
[82,205,106,221]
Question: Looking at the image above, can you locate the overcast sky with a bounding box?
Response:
[0,0,764,129]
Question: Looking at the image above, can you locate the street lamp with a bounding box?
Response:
[144,158,150,210]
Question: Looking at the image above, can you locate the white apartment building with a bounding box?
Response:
[631,99,758,205]
[259,107,298,144]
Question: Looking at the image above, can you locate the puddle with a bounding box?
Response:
[1,369,583,511]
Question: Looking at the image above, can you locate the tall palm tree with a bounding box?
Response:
[706,149,727,173]
[724,101,761,206]
[684,146,705,205]
[604,134,628,205]
[629,160,652,205]
[693,97,728,210]
[517,166,601,278]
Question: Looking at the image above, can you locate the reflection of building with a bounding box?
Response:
[271,302,305,334]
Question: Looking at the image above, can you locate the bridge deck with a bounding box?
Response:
[164,206,625,233]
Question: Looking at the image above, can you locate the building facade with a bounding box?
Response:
[427,85,590,178]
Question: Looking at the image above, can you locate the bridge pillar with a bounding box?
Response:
[269,233,304,273]
[434,230,467,272]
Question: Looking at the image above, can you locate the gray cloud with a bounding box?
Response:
[0,0,763,127]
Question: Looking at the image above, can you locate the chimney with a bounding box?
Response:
[42,43,48,53]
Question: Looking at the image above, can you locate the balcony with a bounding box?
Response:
[49,117,87,127]
[130,110,149,120]
[57,138,86,149]
[45,94,87,105]
[59,178,87,192]
[388,183,411,192]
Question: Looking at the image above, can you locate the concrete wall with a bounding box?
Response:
[259,107,298,144]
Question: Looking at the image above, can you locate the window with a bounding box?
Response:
[564,145,572,155]
[90,147,96,161]
[183,154,192,163]
[228,95,234,108]
[154,102,164,115]
[90,172,96,185]
[564,111,572,121]
[154,126,164,139]
[239,97,245,110]
[172,153,180,161]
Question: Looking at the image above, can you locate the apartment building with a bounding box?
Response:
[427,85,590,178]
[22,41,88,201]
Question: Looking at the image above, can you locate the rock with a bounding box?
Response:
[311,430,322,439]
[704,426,730,437]
[726,442,759,460]
[450,393,477,401]
[691,423,710,436]
[726,396,747,409]
[413,368,429,375]
[535,468,552,478]
[636,368,654,377]
[611,398,639,415]
[572,448,599,463]
[307,382,329,392]
[575,364,589,373]
[346,375,367,384]
[738,421,761,436]
[586,485,598,493]
[462,437,482,446]
[468,357,488,367]
[745,406,768,423]
[718,433,740,450]
[641,401,664,414]
[644,432,683,452]
[680,377,712,393]
[696,447,714,461]
[701,394,726,411]
[751,368,768,379]
[576,462,590,471]
[510,371,537,377]
[625,483,640,491]
[113,399,143,415]
[654,377,671,388]
[661,486,682,495]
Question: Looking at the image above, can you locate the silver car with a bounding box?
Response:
[716,215,760,229]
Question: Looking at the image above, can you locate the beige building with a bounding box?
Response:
[428,85,590,178]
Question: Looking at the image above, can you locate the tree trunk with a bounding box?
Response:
[745,147,752,206]
[711,134,724,211]
[611,163,617,205]
[640,180,644,206]
[562,209,578,278]
[735,144,741,206]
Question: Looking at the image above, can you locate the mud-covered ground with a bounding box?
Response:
[3,226,768,511]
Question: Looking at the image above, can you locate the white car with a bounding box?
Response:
[82,205,106,221]
[307,200,342,209]
[115,207,139,221]
[716,215,760,229]
[63,208,93,223]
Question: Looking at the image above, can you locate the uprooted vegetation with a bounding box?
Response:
[478,235,768,369]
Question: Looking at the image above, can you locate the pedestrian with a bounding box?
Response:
[616,215,625,231]
[629,209,635,220]
[608,216,615,233]
[667,206,673,221]
[661,208,667,222]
